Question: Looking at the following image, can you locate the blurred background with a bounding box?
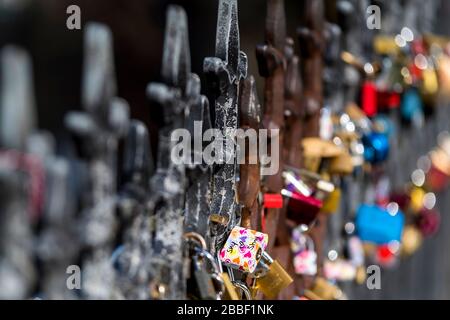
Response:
[1,0,450,299]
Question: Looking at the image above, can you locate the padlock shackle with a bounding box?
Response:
[232,281,252,300]
[184,232,207,250]
[261,250,274,265]
[283,167,335,194]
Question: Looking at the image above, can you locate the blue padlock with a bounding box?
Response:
[355,204,404,244]
[400,87,424,124]
[373,115,395,138]
[362,131,390,164]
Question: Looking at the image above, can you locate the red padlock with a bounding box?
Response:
[389,191,411,212]
[416,208,440,237]
[361,80,377,117]
[283,189,323,226]
[378,90,400,111]
[376,244,396,267]
[386,91,400,109]
[411,38,426,55]
[263,193,283,209]
[426,164,450,192]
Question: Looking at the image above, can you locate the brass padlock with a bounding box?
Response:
[302,137,344,173]
[409,186,426,213]
[221,272,239,300]
[321,188,341,214]
[303,137,344,158]
[373,35,399,55]
[401,225,423,256]
[430,148,450,176]
[355,266,367,285]
[420,67,439,105]
[437,54,450,98]
[252,252,293,299]
[329,152,354,175]
[304,277,346,300]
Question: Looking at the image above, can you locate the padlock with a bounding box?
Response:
[189,253,217,300]
[251,251,293,299]
[284,168,335,195]
[400,87,424,125]
[345,103,372,130]
[333,110,365,170]
[427,148,450,191]
[231,280,252,300]
[409,63,423,83]
[218,226,268,273]
[437,53,450,99]
[401,225,423,256]
[377,90,401,110]
[281,169,328,225]
[355,204,404,244]
[409,186,426,213]
[263,193,283,209]
[360,80,378,117]
[304,277,346,300]
[319,107,334,141]
[185,232,223,300]
[324,259,356,282]
[355,266,367,285]
[373,115,395,137]
[362,131,389,164]
[329,152,354,175]
[221,272,239,300]
[283,189,323,226]
[291,232,317,276]
[302,137,344,173]
[420,67,439,106]
[416,208,440,237]
[283,170,313,196]
[426,163,450,192]
[375,244,397,267]
[430,147,450,171]
[374,176,391,207]
[389,191,411,212]
[346,236,365,267]
[362,242,377,257]
[373,35,399,56]
[439,132,450,154]
[321,188,341,214]
[302,137,344,159]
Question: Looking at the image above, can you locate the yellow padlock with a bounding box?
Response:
[304,277,345,300]
[221,273,239,300]
[253,252,293,299]
[438,54,450,99]
[355,266,367,285]
[373,35,399,55]
[329,152,354,175]
[302,138,345,173]
[430,148,450,175]
[401,225,423,257]
[302,137,344,158]
[410,186,425,213]
[321,188,341,214]
[421,67,439,105]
